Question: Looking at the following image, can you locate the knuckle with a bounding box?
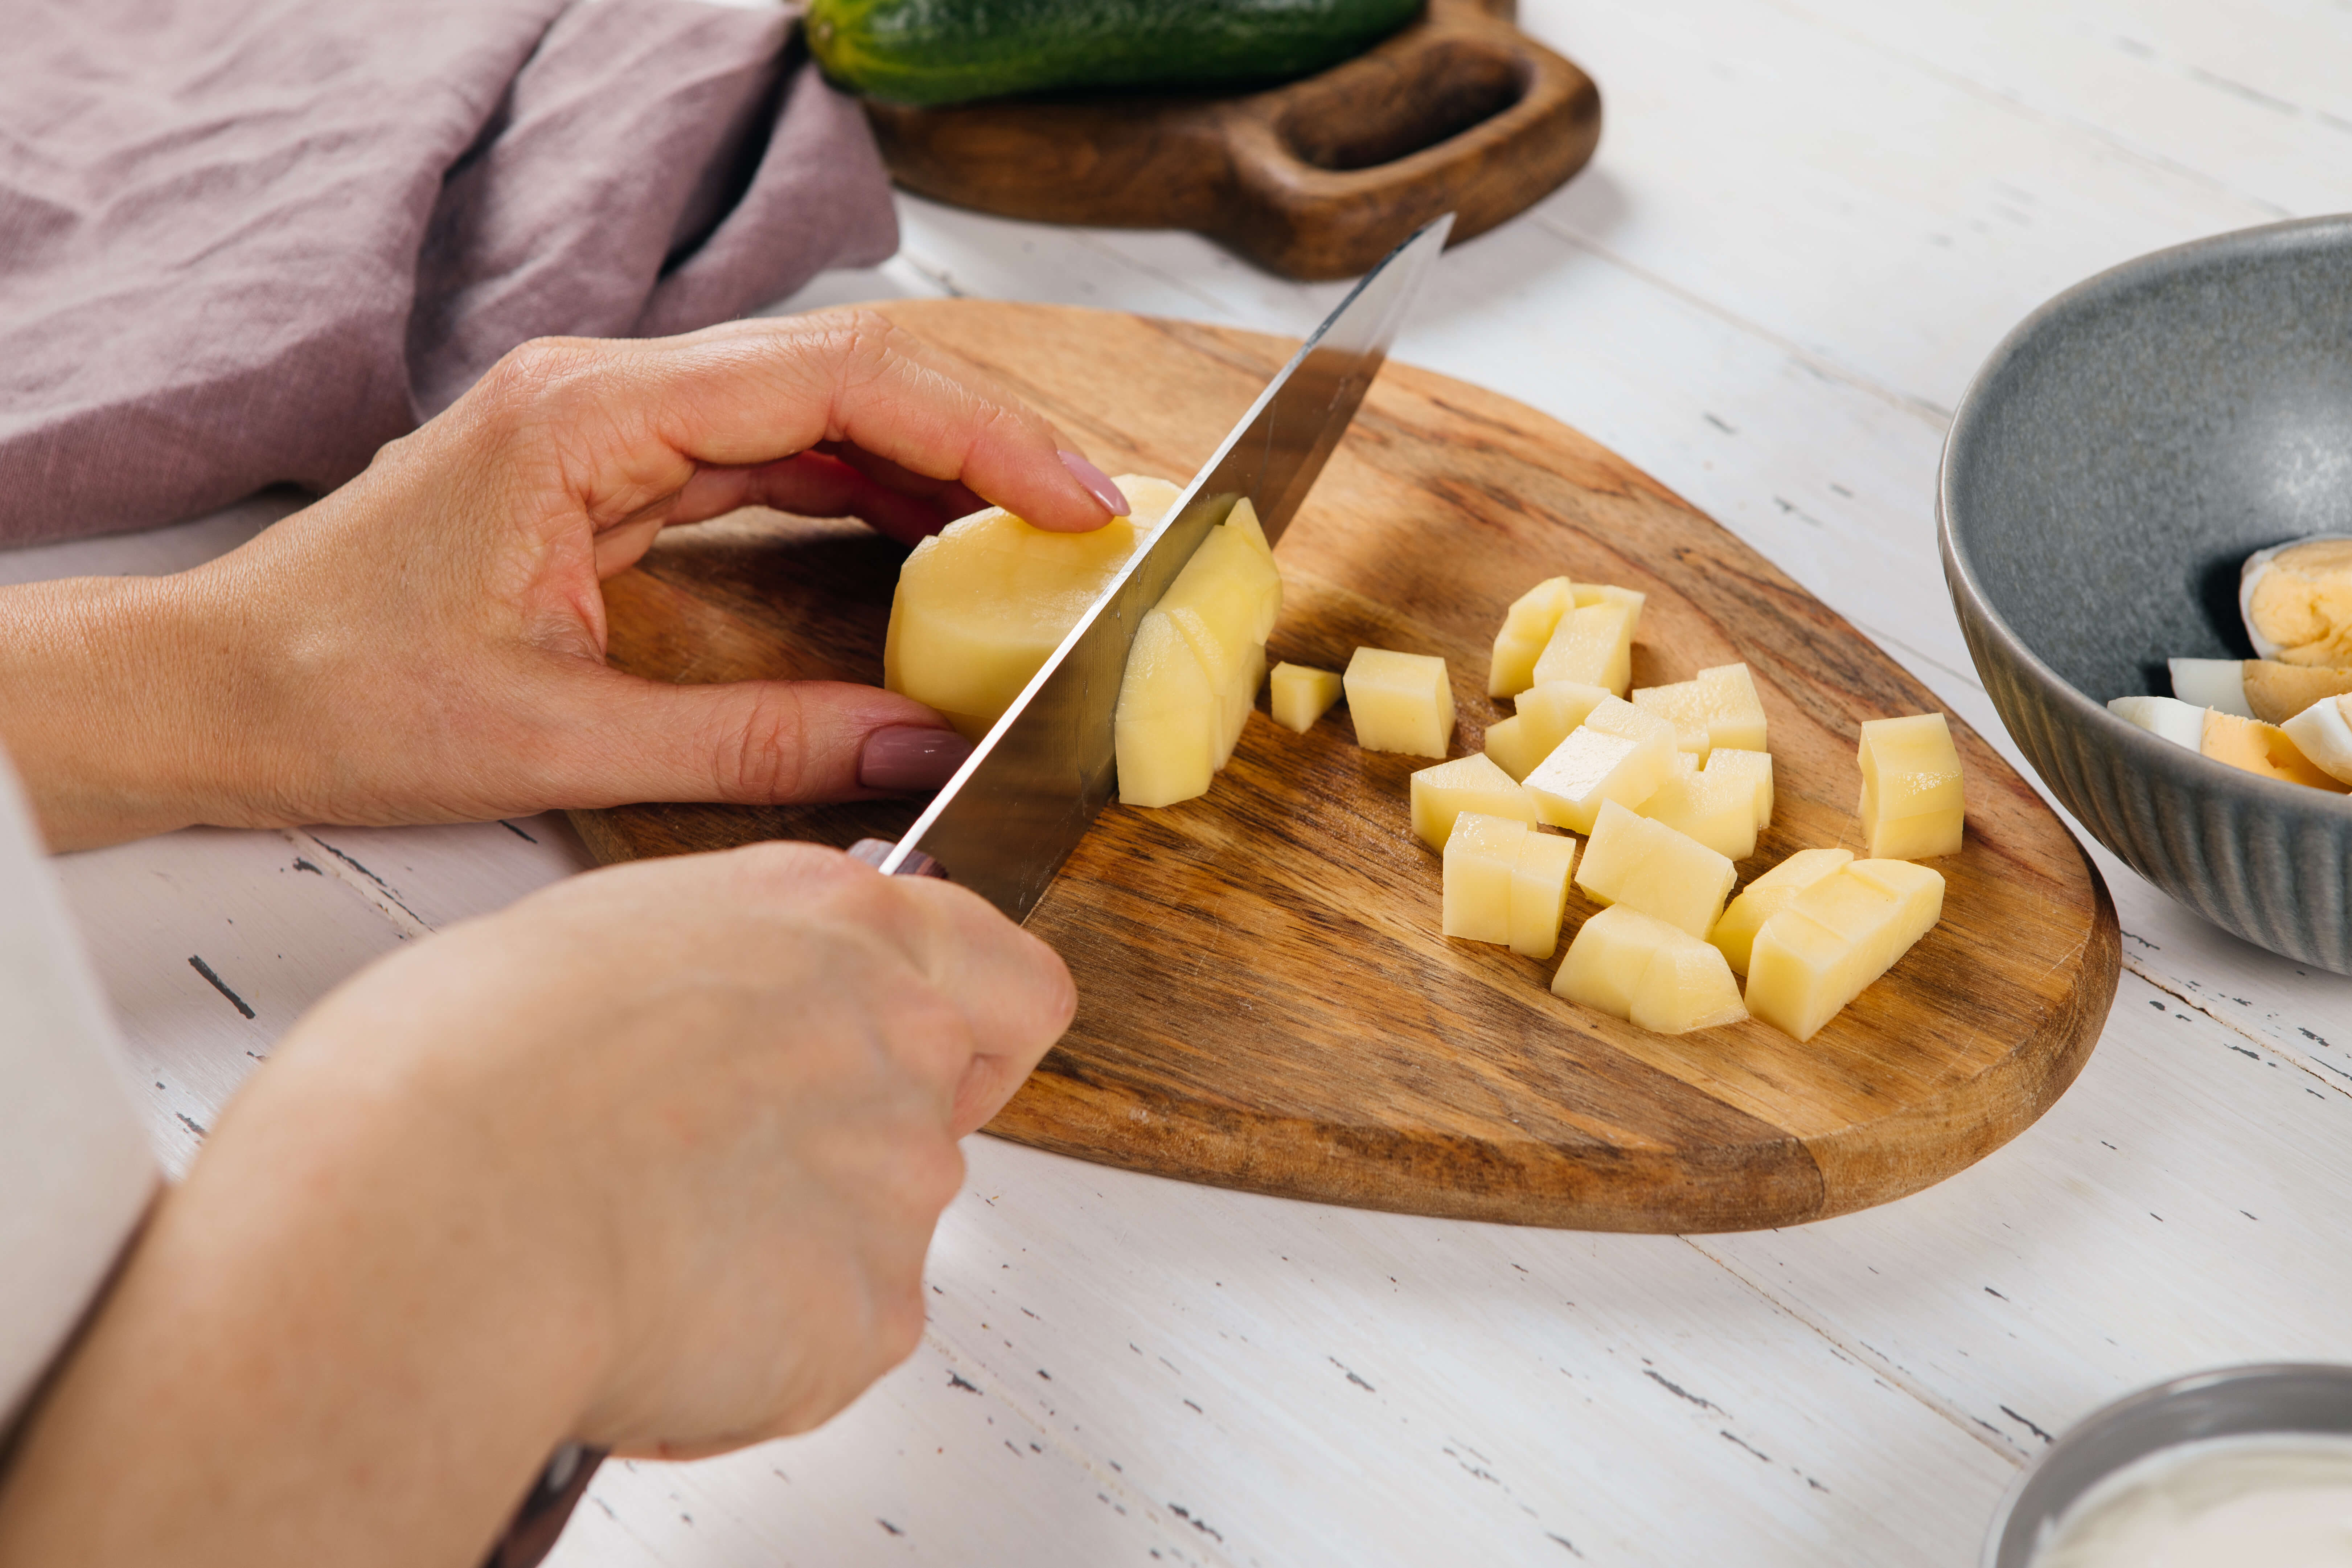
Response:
[717,685,810,801]
[473,336,595,417]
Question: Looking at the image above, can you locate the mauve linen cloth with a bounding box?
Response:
[0,0,899,545]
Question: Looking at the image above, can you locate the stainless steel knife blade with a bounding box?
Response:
[874,214,1454,917]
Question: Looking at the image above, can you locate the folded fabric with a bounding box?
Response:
[0,0,897,546]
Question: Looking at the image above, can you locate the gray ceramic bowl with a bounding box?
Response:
[1941,214,2352,974]
[1981,1363,2352,1566]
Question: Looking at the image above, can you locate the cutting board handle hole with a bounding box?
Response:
[1277,40,1527,171]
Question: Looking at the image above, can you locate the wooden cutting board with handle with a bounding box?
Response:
[863,0,1601,280]
[572,298,2119,1234]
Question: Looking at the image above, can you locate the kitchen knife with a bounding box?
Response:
[485,213,1450,1568]
[864,211,1454,914]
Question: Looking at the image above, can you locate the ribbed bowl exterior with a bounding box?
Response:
[1947,554,2352,972]
[1940,214,2352,976]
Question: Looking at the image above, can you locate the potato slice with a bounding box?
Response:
[1510,832,1578,960]
[1489,577,1575,698]
[1521,696,1677,833]
[1631,663,1767,760]
[1112,502,1284,808]
[1573,799,1736,939]
[1857,713,1965,860]
[1708,846,1853,975]
[1345,648,1455,758]
[1552,905,1746,1034]
[1269,662,1343,734]
[887,475,1180,739]
[1412,753,1537,851]
[1744,858,1943,1042]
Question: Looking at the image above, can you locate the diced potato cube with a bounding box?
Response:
[1442,812,1527,945]
[887,475,1180,738]
[1269,662,1342,734]
[1744,858,1945,1041]
[1573,799,1736,938]
[1574,582,1647,635]
[1632,941,1750,1034]
[1510,831,1578,960]
[1345,647,1456,758]
[1489,577,1575,698]
[1552,904,1746,1034]
[1631,663,1768,759]
[1532,599,1635,695]
[1521,697,1677,833]
[1482,715,1540,781]
[1485,681,1613,782]
[1636,748,1775,859]
[1708,846,1853,975]
[1411,753,1536,851]
[1857,713,1965,859]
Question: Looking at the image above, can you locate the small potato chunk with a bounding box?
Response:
[1636,748,1774,860]
[1489,577,1575,698]
[1269,662,1343,734]
[1573,799,1736,939]
[1857,713,1965,859]
[1630,663,1768,760]
[1708,846,1853,975]
[1532,599,1635,696]
[1485,680,1613,782]
[1745,858,1943,1042]
[1521,696,1677,833]
[1442,812,1526,945]
[1552,905,1746,1034]
[1411,753,1536,851]
[1510,831,1578,960]
[1345,647,1456,758]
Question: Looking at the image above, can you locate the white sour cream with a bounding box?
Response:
[2033,1433,2352,1568]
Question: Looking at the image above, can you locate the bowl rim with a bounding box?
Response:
[1936,212,2352,821]
[1979,1360,2352,1567]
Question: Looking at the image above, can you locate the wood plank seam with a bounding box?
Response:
[1679,1236,2037,1466]
[281,829,432,940]
[2123,956,2352,1101]
[1756,0,2300,221]
[1527,218,1961,428]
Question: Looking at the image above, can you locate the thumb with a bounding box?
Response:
[549,672,973,807]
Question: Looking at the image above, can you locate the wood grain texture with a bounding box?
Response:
[572,297,2119,1233]
[861,0,1601,281]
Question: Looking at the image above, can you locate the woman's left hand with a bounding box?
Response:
[0,310,1130,849]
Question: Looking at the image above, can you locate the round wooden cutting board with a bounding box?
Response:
[572,299,2120,1233]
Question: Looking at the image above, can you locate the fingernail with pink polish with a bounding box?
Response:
[1059,451,1130,516]
[859,726,974,792]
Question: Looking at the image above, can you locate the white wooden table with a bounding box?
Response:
[15,1,2352,1560]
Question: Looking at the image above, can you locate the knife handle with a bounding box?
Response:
[848,838,950,879]
[483,1442,604,1568]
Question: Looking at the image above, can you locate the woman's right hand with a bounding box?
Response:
[0,841,1075,1568]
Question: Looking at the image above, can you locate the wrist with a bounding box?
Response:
[0,1034,612,1565]
[0,570,259,848]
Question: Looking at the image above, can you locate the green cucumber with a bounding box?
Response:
[807,0,1423,107]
